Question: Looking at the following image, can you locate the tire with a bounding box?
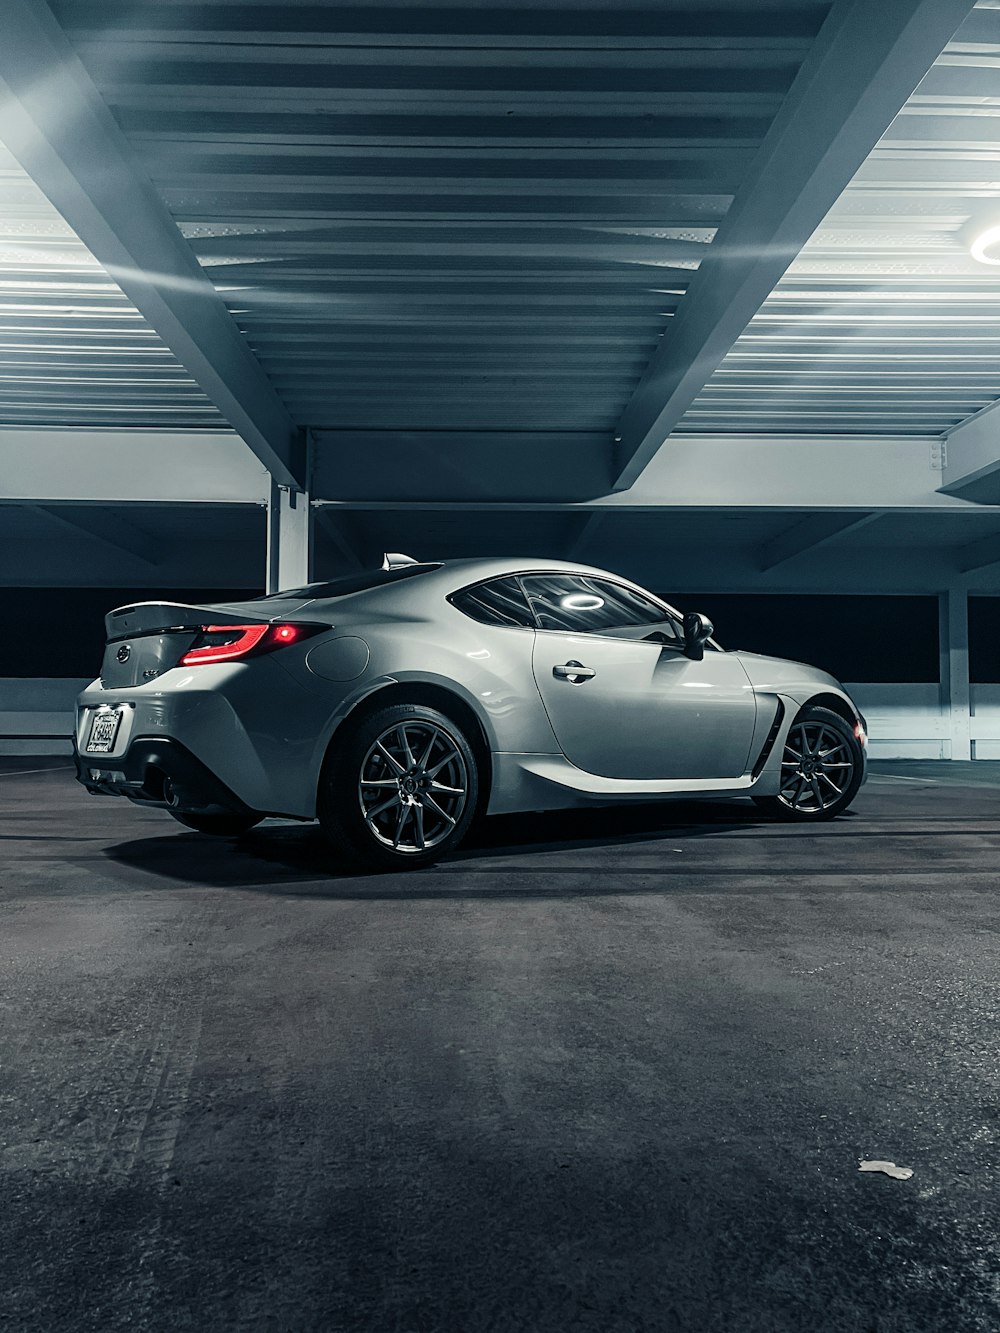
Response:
[752,705,863,822]
[318,703,480,870]
[168,810,262,836]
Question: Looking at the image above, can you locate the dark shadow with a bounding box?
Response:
[101,799,770,898]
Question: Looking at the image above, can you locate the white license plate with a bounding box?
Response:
[86,708,124,754]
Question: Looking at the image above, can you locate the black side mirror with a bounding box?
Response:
[683,611,714,662]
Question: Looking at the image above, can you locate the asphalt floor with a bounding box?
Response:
[2,757,1000,1332]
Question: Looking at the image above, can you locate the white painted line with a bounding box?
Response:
[0,765,74,777]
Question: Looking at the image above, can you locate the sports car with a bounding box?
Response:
[74,555,868,868]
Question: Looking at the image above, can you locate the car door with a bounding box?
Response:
[522,573,757,781]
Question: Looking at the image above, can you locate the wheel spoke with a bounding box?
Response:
[419,732,437,769]
[361,777,398,788]
[783,746,803,763]
[413,802,426,851]
[425,794,456,826]
[376,741,405,775]
[392,802,411,849]
[430,779,464,795]
[809,776,823,808]
[397,725,416,769]
[428,748,461,778]
[366,793,401,821]
[818,771,842,794]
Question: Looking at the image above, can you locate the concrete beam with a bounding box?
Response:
[611,0,977,489]
[759,512,882,572]
[31,504,159,566]
[311,430,613,504]
[0,429,269,504]
[941,405,1000,505]
[315,507,363,572]
[0,0,302,487]
[318,438,978,512]
[568,513,605,560]
[959,532,1000,574]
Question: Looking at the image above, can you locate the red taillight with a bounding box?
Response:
[179,623,316,666]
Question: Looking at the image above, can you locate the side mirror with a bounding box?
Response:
[683,611,714,662]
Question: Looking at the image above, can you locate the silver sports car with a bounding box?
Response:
[75,555,868,868]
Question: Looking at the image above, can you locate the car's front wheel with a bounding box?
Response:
[318,703,480,870]
[753,705,863,822]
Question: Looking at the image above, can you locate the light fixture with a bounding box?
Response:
[959,210,1000,265]
[969,224,1000,266]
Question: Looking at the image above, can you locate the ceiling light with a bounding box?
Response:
[969,224,1000,266]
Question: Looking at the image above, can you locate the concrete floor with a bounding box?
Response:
[2,759,1000,1332]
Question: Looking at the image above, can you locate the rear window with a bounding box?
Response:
[450,576,535,628]
[253,564,441,602]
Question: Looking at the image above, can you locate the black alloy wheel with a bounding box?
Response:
[318,702,480,870]
[753,705,864,822]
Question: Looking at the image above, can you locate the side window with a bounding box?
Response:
[520,574,682,641]
[450,576,535,628]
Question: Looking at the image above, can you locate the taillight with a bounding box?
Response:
[179,623,321,666]
[854,720,867,746]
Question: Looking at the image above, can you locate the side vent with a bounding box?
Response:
[751,698,786,779]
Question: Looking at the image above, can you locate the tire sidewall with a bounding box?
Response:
[318,702,480,870]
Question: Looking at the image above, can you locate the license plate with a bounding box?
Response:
[86,708,124,754]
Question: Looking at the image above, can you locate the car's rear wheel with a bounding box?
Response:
[318,703,479,870]
[168,810,262,836]
[753,705,863,822]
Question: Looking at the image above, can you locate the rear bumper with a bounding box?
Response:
[74,736,256,816]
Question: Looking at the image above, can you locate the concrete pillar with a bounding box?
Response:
[266,480,312,593]
[939,585,972,760]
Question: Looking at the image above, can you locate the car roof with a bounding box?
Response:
[433,555,616,582]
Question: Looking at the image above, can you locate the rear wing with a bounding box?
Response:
[104,601,258,639]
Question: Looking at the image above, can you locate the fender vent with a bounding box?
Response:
[751,698,785,779]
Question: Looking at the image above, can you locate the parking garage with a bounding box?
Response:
[4,1,1000,1328]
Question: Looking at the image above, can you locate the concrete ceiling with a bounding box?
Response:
[3,0,1000,589]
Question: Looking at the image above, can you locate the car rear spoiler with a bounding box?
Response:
[103,601,260,639]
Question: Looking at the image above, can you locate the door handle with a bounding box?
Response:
[553,661,596,683]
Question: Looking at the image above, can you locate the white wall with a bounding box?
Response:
[0,679,87,755]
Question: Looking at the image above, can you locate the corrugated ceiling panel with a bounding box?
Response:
[51,0,830,433]
[677,1,1000,436]
[0,143,225,428]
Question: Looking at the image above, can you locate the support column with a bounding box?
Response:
[939,585,972,760]
[266,480,312,593]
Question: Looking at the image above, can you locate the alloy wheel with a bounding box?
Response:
[777,720,855,814]
[358,720,469,853]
